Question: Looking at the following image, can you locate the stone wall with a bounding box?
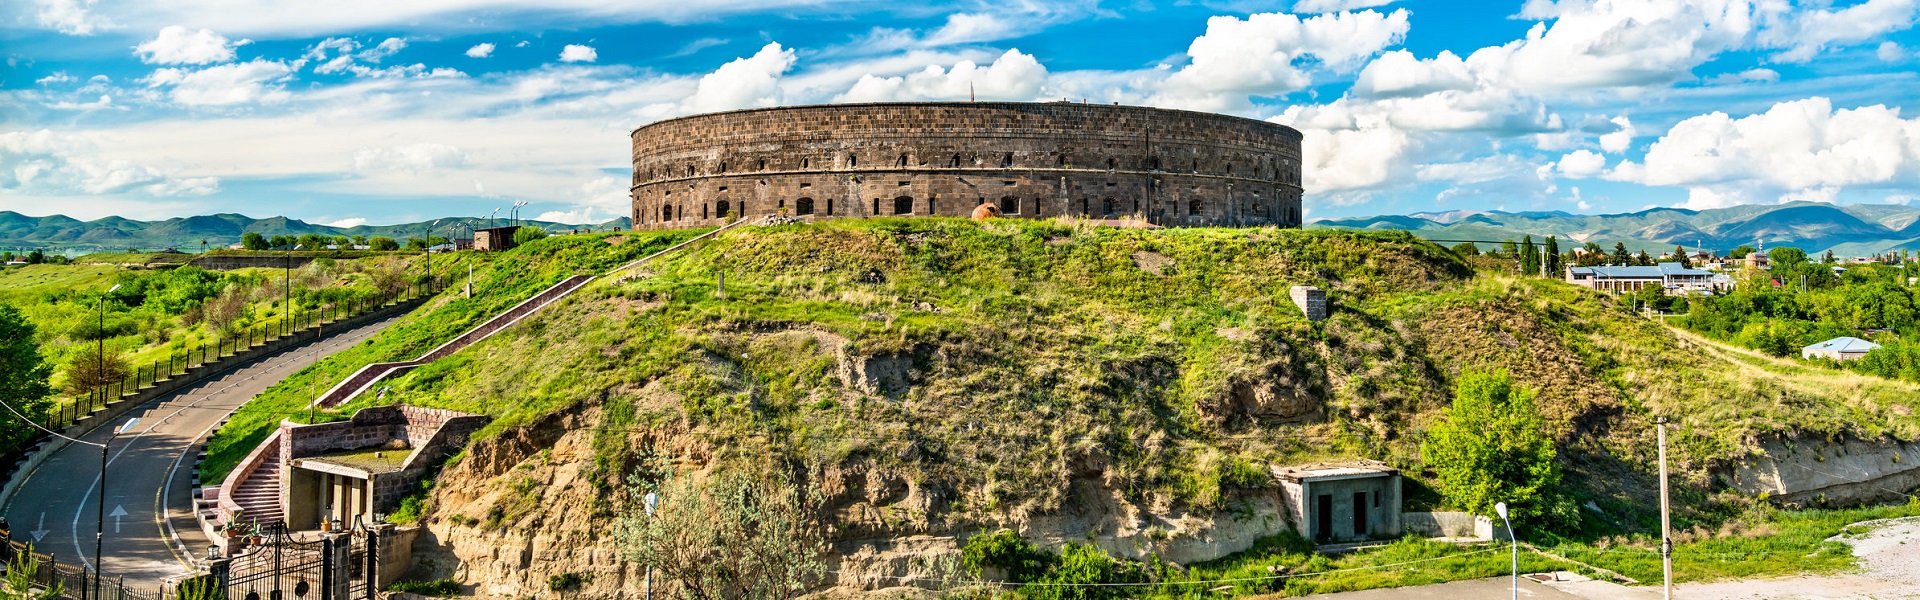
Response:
[279,405,491,515]
[630,102,1305,230]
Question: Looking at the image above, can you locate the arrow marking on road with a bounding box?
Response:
[30,512,48,542]
[110,505,128,534]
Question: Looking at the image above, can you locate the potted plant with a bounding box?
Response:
[246,522,264,546]
[221,519,244,540]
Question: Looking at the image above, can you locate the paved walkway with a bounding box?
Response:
[0,315,400,586]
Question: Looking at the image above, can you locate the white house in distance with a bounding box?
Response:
[1565,262,1727,295]
[1801,337,1882,361]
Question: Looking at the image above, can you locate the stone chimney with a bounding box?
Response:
[1290,286,1327,321]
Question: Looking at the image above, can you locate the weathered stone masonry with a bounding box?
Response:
[630,102,1304,229]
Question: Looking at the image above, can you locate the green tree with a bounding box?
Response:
[1769,247,1808,271]
[1499,239,1518,258]
[1450,242,1480,257]
[64,344,130,397]
[1673,245,1691,268]
[1634,249,1652,266]
[268,235,294,248]
[617,468,826,600]
[1612,242,1632,265]
[241,232,269,250]
[1521,235,1540,276]
[405,237,428,250]
[296,233,326,249]
[513,226,548,245]
[1823,249,1837,264]
[1421,370,1563,523]
[3,544,64,600]
[1729,245,1755,259]
[1544,236,1561,276]
[368,237,400,251]
[0,306,54,457]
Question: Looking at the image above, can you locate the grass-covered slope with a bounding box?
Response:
[220,218,1920,538]
[200,230,700,484]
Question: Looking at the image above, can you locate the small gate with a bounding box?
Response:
[221,523,329,600]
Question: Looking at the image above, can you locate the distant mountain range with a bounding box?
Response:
[12,201,1918,257]
[0,212,631,253]
[1312,201,1920,256]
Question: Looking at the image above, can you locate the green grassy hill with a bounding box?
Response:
[209,219,1920,542]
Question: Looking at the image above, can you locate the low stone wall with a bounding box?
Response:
[189,255,318,271]
[1402,511,1499,540]
[0,296,426,512]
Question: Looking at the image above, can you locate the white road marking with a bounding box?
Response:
[63,324,385,572]
[30,512,46,542]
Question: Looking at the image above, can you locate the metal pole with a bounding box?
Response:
[95,434,106,600]
[1659,416,1673,600]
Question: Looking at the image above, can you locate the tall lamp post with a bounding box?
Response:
[95,417,139,600]
[1495,502,1516,600]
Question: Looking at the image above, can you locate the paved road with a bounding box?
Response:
[0,315,401,586]
[1286,575,1658,599]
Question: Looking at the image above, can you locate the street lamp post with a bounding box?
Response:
[96,417,139,600]
[1495,502,1516,600]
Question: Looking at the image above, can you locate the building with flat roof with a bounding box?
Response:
[1274,461,1402,544]
[1566,262,1727,295]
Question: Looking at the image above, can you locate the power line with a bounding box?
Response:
[819,545,1507,589]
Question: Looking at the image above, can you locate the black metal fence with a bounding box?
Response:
[48,280,443,432]
[2,540,162,600]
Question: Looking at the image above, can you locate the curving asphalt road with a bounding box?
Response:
[1,314,402,587]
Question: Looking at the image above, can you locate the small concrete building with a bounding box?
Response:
[1275,461,1402,544]
[1801,336,1882,361]
[473,226,521,252]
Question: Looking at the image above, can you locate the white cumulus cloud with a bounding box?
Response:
[0,130,218,196]
[1611,97,1920,207]
[34,0,112,35]
[1154,9,1410,112]
[351,143,467,173]
[559,44,598,63]
[681,42,796,113]
[1556,149,1607,178]
[143,59,296,105]
[836,49,1046,103]
[1598,116,1635,153]
[1764,0,1920,63]
[136,26,246,64]
[466,43,495,58]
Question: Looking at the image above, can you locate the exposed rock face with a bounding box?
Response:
[1731,437,1920,507]
[408,401,1303,598]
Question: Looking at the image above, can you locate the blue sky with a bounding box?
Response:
[3,0,1918,226]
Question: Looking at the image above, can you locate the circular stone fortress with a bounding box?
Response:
[630,102,1303,230]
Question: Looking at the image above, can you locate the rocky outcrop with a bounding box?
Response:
[1731,437,1920,507]
[407,401,1303,598]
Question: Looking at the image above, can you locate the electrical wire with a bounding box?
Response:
[817,546,1507,589]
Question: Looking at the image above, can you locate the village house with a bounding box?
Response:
[1565,262,1728,295]
[1801,336,1882,361]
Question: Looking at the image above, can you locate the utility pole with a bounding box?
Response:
[1658,416,1673,600]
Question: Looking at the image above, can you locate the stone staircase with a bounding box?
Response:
[211,219,751,541]
[227,445,283,527]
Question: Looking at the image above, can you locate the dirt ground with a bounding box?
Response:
[1674,516,1920,600]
